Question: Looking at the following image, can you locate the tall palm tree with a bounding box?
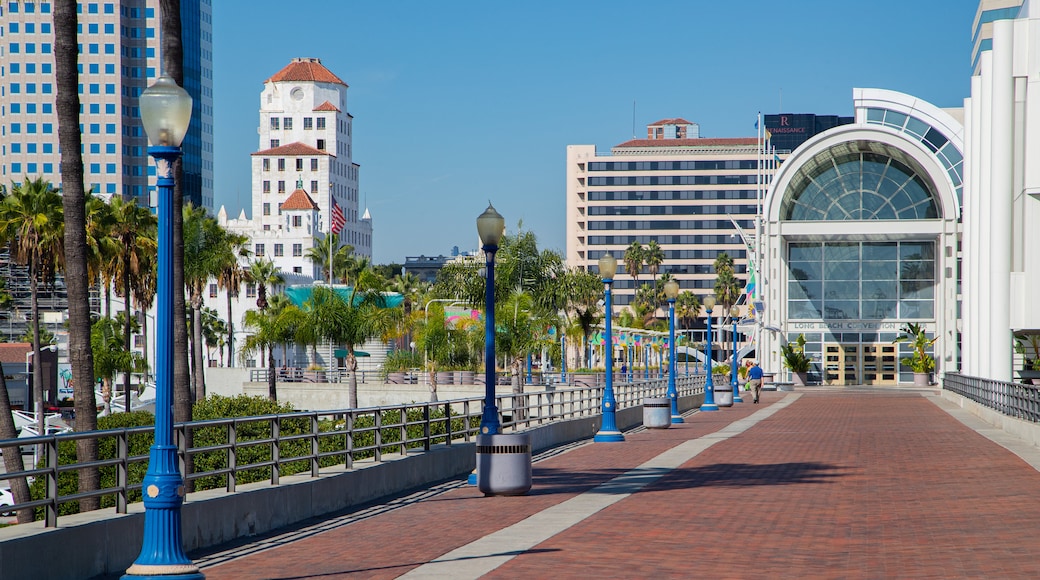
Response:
[0,178,65,439]
[160,0,193,426]
[644,240,665,293]
[109,196,158,410]
[624,241,644,290]
[216,232,251,366]
[183,204,227,400]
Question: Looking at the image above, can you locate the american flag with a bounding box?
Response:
[331,200,345,234]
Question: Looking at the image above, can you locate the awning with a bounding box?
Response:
[334,349,370,358]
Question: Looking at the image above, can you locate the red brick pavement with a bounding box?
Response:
[200,391,1040,579]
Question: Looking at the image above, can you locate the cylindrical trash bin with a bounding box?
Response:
[477,433,532,496]
[715,385,734,407]
[643,397,671,429]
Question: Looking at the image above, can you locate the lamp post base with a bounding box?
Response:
[123,568,204,580]
[594,430,625,442]
[700,402,719,411]
[734,391,745,403]
[671,415,685,424]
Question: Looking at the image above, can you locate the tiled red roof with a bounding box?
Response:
[0,343,32,364]
[251,142,331,157]
[281,189,321,211]
[267,58,348,86]
[615,137,758,147]
[648,118,695,126]
[313,101,340,112]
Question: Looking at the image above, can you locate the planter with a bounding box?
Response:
[913,372,931,387]
[642,397,671,429]
[476,433,532,496]
[1017,370,1040,384]
[792,371,809,387]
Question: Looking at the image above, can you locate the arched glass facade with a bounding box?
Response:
[781,147,940,221]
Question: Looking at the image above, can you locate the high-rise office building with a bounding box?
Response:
[566,119,782,307]
[0,0,213,209]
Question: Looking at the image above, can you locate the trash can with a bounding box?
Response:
[715,385,734,407]
[643,397,671,429]
[477,433,532,496]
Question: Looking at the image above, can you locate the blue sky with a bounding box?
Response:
[212,0,979,265]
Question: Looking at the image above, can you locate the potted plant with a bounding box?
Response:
[1014,334,1040,383]
[780,333,812,386]
[893,323,937,387]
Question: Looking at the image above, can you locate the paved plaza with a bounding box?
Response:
[184,388,1040,579]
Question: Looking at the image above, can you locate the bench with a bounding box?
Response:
[764,381,795,391]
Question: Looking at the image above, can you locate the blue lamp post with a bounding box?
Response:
[701,295,719,411]
[731,305,744,403]
[123,76,203,580]
[594,253,624,442]
[477,204,505,435]
[664,280,683,423]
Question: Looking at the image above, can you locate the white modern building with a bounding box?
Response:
[758,89,964,385]
[0,0,214,209]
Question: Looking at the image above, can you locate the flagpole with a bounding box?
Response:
[756,113,764,367]
[329,183,334,377]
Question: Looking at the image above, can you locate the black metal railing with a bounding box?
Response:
[943,372,1040,423]
[1,374,706,527]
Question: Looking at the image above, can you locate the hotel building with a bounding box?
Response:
[0,0,214,209]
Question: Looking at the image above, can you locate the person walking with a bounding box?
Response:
[748,361,764,404]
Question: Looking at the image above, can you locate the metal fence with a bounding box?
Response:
[1,374,706,527]
[943,372,1040,423]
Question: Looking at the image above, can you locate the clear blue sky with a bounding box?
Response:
[212,0,979,265]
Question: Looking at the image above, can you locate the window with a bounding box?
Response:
[316,117,326,130]
[283,117,292,130]
[311,180,318,193]
[277,180,285,193]
[304,117,313,130]
[295,158,303,171]
[270,117,279,130]
[293,267,302,274]
[277,158,285,172]
[209,284,218,298]
[254,244,265,257]
[310,158,318,171]
[292,244,303,257]
[273,244,284,257]
[270,139,280,148]
[262,159,270,171]
[246,284,256,298]
[263,203,271,215]
[292,215,302,227]
[262,180,270,194]
[317,139,326,151]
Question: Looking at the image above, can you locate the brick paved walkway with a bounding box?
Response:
[195,390,1040,579]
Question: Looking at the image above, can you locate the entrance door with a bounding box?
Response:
[824,343,862,385]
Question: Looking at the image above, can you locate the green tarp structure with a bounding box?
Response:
[334,349,370,358]
[283,285,404,309]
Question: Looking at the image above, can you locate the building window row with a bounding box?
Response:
[587,204,756,216]
[586,189,759,202]
[588,160,758,172]
[587,230,755,245]
[588,219,753,231]
[270,116,329,131]
[589,175,758,186]
[588,248,744,262]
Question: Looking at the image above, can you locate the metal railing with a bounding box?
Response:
[943,372,1040,423]
[1,374,706,527]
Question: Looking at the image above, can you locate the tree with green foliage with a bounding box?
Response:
[306,232,353,284]
[644,240,665,293]
[713,252,742,316]
[624,241,644,289]
[92,316,146,415]
[248,257,285,312]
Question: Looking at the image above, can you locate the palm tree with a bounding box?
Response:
[713,252,741,315]
[160,0,193,426]
[675,291,702,331]
[305,233,353,283]
[624,241,644,290]
[92,316,146,416]
[305,284,398,407]
[0,178,65,436]
[241,308,281,400]
[644,240,665,293]
[414,301,451,402]
[248,258,285,311]
[109,196,158,410]
[216,232,251,366]
[183,204,228,400]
